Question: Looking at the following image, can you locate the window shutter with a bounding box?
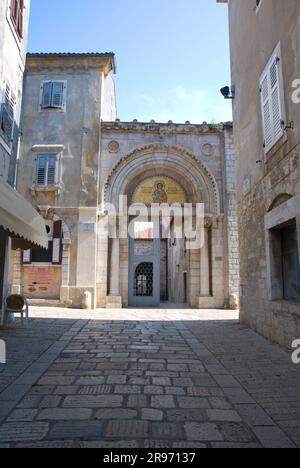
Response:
[260,73,272,150]
[47,156,56,185]
[36,155,46,185]
[270,57,283,141]
[51,82,64,108]
[22,249,32,265]
[260,46,284,153]
[17,0,24,38]
[41,82,52,108]
[52,220,63,265]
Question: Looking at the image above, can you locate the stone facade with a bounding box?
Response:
[219,0,300,347]
[0,0,31,306]
[11,53,239,310]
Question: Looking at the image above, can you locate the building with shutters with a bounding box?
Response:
[0,1,48,314]
[217,0,300,347]
[10,52,240,310]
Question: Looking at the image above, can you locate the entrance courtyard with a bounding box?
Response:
[0,307,299,448]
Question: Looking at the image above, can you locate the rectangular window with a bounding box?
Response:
[22,220,63,266]
[269,220,300,303]
[31,241,53,264]
[40,81,67,111]
[10,0,24,39]
[282,223,300,302]
[260,43,285,154]
[0,82,15,147]
[35,154,58,186]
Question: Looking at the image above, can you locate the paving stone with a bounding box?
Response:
[78,385,112,395]
[173,378,194,387]
[63,395,123,408]
[167,409,207,422]
[187,387,210,397]
[37,408,92,420]
[144,385,164,395]
[114,385,141,394]
[234,404,275,427]
[151,422,185,439]
[17,395,42,408]
[165,387,186,395]
[7,409,38,422]
[127,395,148,408]
[106,375,127,385]
[16,441,80,448]
[48,420,103,440]
[144,440,172,448]
[173,441,207,448]
[105,420,150,438]
[95,409,137,420]
[151,395,175,409]
[54,386,79,395]
[207,410,242,422]
[142,408,163,421]
[76,376,106,385]
[223,387,256,405]
[0,422,49,442]
[177,397,210,409]
[38,376,75,386]
[185,423,224,442]
[30,385,55,395]
[152,377,171,386]
[39,395,62,408]
[81,440,139,448]
[252,426,295,448]
[209,397,232,410]
[218,423,258,443]
[212,442,262,449]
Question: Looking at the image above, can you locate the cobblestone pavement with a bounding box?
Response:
[0,308,299,448]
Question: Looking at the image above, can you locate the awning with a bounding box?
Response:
[0,180,48,250]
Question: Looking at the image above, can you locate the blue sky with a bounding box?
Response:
[28,0,232,124]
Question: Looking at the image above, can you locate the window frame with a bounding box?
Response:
[9,0,24,40]
[39,80,67,113]
[0,78,16,151]
[259,42,286,155]
[34,153,60,188]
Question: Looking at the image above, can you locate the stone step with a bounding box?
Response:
[28,299,64,308]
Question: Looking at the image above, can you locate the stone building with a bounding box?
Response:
[218,0,300,346]
[10,52,239,310]
[0,1,48,312]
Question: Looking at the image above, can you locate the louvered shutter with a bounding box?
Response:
[51,82,64,108]
[41,82,52,108]
[260,47,284,153]
[52,220,63,265]
[17,0,24,37]
[47,156,56,185]
[22,249,32,265]
[269,57,283,141]
[36,155,46,185]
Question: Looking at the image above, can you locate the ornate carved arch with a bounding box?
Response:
[103,144,221,214]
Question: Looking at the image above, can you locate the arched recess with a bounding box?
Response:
[268,193,293,212]
[103,144,221,214]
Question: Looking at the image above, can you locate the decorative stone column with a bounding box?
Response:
[198,218,214,308]
[106,237,122,308]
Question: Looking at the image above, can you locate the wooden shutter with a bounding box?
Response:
[36,155,46,185]
[41,82,52,108]
[269,57,283,141]
[22,249,32,265]
[17,0,24,38]
[52,220,63,265]
[51,82,64,108]
[47,156,56,185]
[260,46,284,153]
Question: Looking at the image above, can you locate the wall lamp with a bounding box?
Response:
[220,86,235,100]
